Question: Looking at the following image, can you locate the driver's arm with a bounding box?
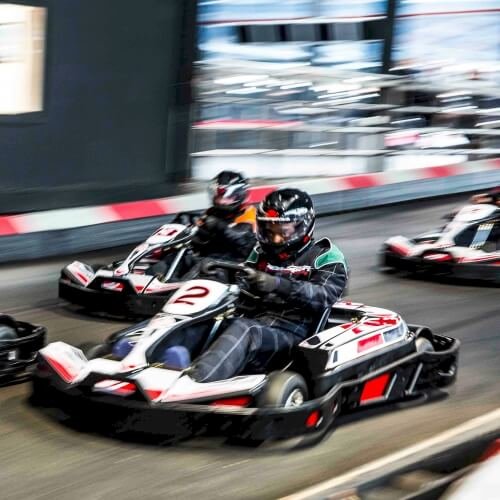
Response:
[273,262,347,314]
[218,222,256,258]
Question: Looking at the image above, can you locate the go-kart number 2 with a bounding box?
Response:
[172,286,210,305]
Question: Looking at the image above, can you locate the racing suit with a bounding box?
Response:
[192,205,257,260]
[189,237,348,382]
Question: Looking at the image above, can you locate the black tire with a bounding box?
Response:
[258,371,308,408]
[77,342,110,360]
[415,337,435,353]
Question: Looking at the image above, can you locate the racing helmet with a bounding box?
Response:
[257,188,315,260]
[208,171,248,215]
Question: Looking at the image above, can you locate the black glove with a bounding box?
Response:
[246,270,280,294]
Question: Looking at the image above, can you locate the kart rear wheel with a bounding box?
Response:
[415,337,435,353]
[258,371,308,408]
[78,342,110,360]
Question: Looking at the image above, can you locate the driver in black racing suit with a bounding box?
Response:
[187,188,348,383]
[149,171,256,279]
[191,170,257,261]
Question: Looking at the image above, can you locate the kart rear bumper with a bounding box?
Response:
[382,251,500,284]
[0,322,46,379]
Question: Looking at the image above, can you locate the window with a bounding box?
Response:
[0,3,47,115]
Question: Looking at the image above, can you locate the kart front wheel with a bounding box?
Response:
[78,342,110,360]
[258,371,308,408]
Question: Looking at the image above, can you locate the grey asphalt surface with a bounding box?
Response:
[0,195,498,500]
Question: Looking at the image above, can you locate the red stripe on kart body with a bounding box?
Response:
[108,200,168,221]
[210,396,252,407]
[360,373,391,403]
[423,253,453,262]
[358,334,384,353]
[74,271,91,285]
[145,389,163,401]
[459,255,500,263]
[44,356,78,383]
[305,410,321,429]
[388,243,411,256]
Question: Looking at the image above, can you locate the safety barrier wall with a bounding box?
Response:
[0,159,498,263]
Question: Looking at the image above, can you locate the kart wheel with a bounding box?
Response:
[78,342,110,360]
[415,337,434,353]
[258,371,308,408]
[0,325,17,341]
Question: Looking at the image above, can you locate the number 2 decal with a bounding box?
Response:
[172,286,210,305]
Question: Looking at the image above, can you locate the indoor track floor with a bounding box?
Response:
[0,195,498,500]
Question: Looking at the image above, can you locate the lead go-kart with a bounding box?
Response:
[0,315,46,383]
[381,203,500,284]
[33,261,459,444]
[59,217,200,317]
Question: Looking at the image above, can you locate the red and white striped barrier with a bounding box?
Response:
[0,159,499,237]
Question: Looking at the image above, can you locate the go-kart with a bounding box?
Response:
[381,203,500,284]
[33,261,459,443]
[59,220,198,317]
[0,314,46,382]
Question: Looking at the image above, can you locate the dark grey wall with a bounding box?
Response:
[0,0,197,213]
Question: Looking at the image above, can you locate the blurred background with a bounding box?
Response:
[0,3,499,500]
[1,0,500,212]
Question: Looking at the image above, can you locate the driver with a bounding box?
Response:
[148,171,256,279]
[187,188,348,383]
[469,186,500,208]
[191,170,257,260]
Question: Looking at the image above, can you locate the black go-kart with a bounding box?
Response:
[0,314,46,383]
[34,261,459,444]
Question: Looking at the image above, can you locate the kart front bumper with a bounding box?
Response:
[31,335,459,442]
[59,279,170,317]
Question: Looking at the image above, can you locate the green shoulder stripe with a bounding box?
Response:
[246,247,260,264]
[314,244,347,269]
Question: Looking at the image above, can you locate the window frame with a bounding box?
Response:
[0,0,49,124]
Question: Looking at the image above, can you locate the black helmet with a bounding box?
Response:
[257,188,315,260]
[208,171,248,215]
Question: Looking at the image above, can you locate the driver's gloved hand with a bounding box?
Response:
[246,270,281,294]
[199,258,217,276]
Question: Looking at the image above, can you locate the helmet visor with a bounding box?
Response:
[258,220,304,246]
